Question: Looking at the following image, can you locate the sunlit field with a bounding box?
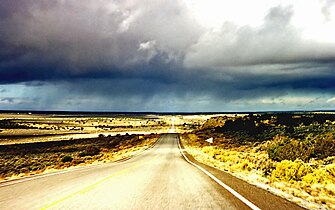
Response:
[1,112,335,209]
[0,112,222,181]
[0,113,173,145]
[180,112,335,209]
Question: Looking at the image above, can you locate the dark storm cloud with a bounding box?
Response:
[0,0,202,83]
[53,61,335,105]
[1,0,335,111]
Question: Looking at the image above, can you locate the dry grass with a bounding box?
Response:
[0,113,171,145]
[0,133,159,180]
[0,113,210,181]
[181,133,335,210]
[172,114,227,133]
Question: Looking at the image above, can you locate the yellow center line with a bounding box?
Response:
[40,155,159,210]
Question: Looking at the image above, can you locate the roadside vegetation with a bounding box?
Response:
[0,133,158,180]
[0,113,169,145]
[0,113,168,181]
[181,113,335,209]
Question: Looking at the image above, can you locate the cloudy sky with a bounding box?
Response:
[1,0,335,112]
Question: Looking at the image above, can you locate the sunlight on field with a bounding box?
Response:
[0,113,173,180]
[2,112,335,209]
[0,113,172,145]
[180,113,335,210]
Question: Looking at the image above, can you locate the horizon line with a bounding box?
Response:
[1,109,335,115]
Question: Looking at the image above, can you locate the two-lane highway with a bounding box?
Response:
[0,134,252,209]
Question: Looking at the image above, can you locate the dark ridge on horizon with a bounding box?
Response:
[1,109,335,116]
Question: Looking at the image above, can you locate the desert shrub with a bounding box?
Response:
[20,167,29,174]
[79,145,100,157]
[302,168,334,185]
[267,133,335,162]
[61,155,73,163]
[215,154,225,161]
[71,158,85,165]
[259,160,276,176]
[267,135,312,162]
[271,159,313,182]
[312,134,335,159]
[201,146,213,154]
[44,161,53,166]
[326,164,335,177]
[323,156,335,165]
[231,160,254,171]
[0,119,32,129]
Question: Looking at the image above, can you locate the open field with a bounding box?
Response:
[0,112,222,181]
[181,113,335,209]
[0,112,222,145]
[2,112,335,209]
[0,112,174,179]
[0,113,173,145]
[0,132,160,180]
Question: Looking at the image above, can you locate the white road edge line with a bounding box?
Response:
[0,169,72,188]
[177,135,261,210]
[0,136,163,188]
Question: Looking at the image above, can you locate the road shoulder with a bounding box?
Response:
[178,135,306,210]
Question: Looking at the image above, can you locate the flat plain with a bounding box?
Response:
[1,112,335,209]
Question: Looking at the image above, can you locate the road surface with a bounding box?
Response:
[0,134,305,210]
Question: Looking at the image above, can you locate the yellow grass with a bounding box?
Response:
[181,134,335,210]
[0,113,172,145]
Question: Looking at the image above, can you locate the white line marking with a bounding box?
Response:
[177,135,261,210]
[0,169,73,187]
[0,136,163,188]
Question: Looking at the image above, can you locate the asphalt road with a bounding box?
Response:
[0,133,305,210]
